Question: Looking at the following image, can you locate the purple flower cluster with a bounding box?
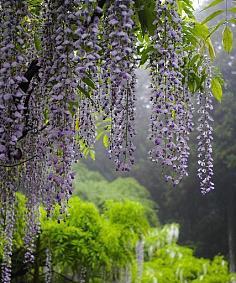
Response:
[0,1,32,281]
[1,188,16,283]
[101,0,137,171]
[45,248,52,283]
[0,1,216,281]
[197,63,214,194]
[176,81,194,179]
[0,0,29,162]
[43,1,77,213]
[23,167,40,264]
[136,239,144,280]
[78,99,96,148]
[149,0,193,185]
[75,3,101,150]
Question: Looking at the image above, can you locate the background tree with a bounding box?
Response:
[1,193,235,282]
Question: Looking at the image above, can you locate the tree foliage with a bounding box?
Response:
[0,194,235,282]
[73,163,159,225]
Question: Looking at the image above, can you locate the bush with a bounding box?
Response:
[0,192,235,282]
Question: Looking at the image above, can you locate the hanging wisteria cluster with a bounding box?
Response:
[100,0,137,171]
[0,1,35,281]
[45,248,52,283]
[136,239,144,281]
[0,0,216,281]
[197,60,215,194]
[149,0,194,186]
[77,1,101,150]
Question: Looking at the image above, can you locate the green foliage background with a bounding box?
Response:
[73,163,159,226]
[0,166,235,282]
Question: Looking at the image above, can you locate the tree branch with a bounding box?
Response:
[19,59,41,93]
[16,59,41,142]
[0,155,38,168]
[18,123,49,142]
[51,271,79,283]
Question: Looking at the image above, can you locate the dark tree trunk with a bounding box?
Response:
[227,185,236,273]
[33,236,41,283]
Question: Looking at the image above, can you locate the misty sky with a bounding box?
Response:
[193,0,205,9]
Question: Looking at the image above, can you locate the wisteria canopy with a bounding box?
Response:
[0,0,234,282]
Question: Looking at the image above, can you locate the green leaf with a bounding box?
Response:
[201,10,224,24]
[135,0,156,35]
[201,0,224,11]
[176,0,183,16]
[77,86,95,105]
[222,25,233,53]
[96,131,104,141]
[89,150,96,160]
[181,0,195,18]
[27,0,43,15]
[43,108,49,124]
[139,45,154,66]
[211,77,223,102]
[206,39,216,60]
[192,23,209,40]
[68,101,79,117]
[229,7,236,13]
[140,51,149,66]
[206,19,225,39]
[34,34,42,51]
[103,135,109,149]
[82,77,96,90]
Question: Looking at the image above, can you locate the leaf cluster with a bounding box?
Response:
[142,225,236,283]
